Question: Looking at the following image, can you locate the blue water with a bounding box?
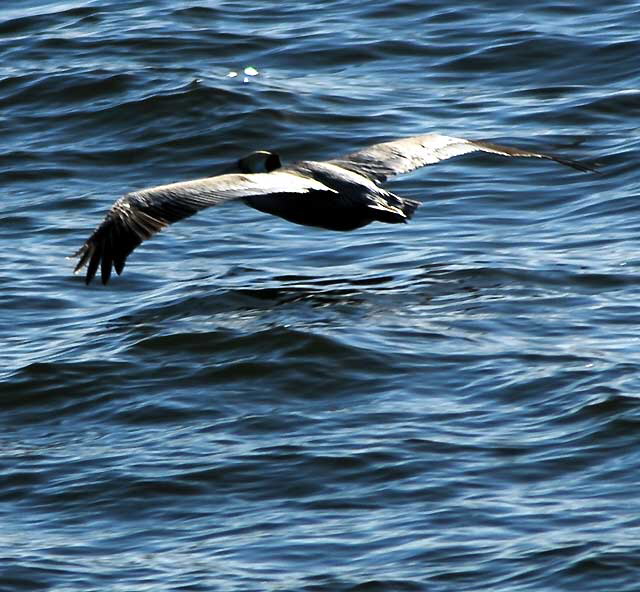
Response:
[1,1,639,590]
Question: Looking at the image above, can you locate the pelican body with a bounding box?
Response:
[239,152,419,231]
[73,133,596,285]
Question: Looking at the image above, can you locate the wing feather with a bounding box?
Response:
[74,172,332,284]
[329,133,597,183]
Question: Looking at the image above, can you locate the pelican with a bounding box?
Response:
[73,133,596,284]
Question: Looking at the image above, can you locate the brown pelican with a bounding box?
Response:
[73,133,596,284]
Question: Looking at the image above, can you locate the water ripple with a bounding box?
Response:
[1,0,639,590]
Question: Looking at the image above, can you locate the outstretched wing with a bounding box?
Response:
[73,172,332,285]
[328,133,597,183]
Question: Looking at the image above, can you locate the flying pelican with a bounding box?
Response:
[73,133,596,285]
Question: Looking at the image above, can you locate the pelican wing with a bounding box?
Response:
[328,133,596,183]
[74,172,332,284]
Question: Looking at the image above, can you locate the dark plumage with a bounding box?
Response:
[73,133,597,285]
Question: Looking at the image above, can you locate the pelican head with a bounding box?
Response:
[238,150,282,173]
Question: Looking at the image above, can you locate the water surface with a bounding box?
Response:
[1,1,639,590]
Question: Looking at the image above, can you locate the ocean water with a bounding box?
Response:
[1,0,639,590]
